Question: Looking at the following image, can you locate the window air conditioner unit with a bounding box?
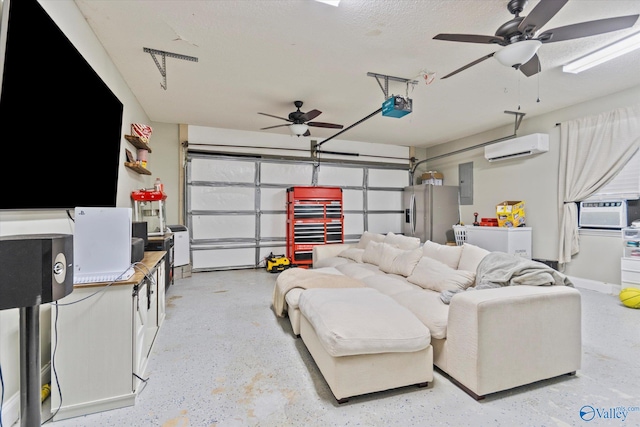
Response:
[484,133,549,162]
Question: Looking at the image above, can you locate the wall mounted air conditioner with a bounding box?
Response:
[484,133,549,162]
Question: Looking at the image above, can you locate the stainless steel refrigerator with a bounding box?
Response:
[403,185,460,244]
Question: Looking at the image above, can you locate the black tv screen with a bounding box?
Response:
[0,0,123,210]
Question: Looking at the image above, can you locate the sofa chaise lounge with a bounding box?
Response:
[272,232,582,401]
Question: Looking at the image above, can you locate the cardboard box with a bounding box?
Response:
[421,171,443,185]
[496,200,526,227]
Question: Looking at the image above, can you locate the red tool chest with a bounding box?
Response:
[286,186,344,268]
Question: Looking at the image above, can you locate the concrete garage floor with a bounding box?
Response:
[45,268,640,427]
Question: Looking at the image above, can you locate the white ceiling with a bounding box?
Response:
[74,0,640,148]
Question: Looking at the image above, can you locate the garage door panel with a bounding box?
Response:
[318,166,363,187]
[190,186,255,211]
[367,213,403,234]
[190,158,255,183]
[192,247,256,270]
[368,190,402,210]
[344,213,364,236]
[343,189,364,211]
[368,169,409,188]
[191,215,255,239]
[260,188,287,211]
[261,163,313,185]
[260,213,286,238]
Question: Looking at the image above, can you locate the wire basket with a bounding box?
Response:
[453,225,467,246]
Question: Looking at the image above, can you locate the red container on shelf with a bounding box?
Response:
[131,189,167,201]
[479,218,499,227]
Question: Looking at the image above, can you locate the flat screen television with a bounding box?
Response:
[0,0,123,210]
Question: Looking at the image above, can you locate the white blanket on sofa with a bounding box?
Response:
[272,267,365,317]
[440,252,573,304]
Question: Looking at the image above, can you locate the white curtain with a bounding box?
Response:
[557,104,640,264]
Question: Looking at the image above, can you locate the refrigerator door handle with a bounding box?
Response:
[410,193,416,236]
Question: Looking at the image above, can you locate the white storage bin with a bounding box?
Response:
[465,226,532,259]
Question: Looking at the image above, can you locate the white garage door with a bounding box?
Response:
[186,152,409,271]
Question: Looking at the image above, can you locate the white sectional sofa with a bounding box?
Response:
[272,232,582,401]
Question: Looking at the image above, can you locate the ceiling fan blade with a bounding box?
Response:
[433,33,504,45]
[518,0,568,36]
[519,53,541,77]
[441,52,495,79]
[258,112,292,122]
[307,121,344,129]
[300,109,322,122]
[538,15,639,43]
[303,129,311,137]
[260,124,290,130]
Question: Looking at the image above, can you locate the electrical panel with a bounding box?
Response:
[286,186,344,268]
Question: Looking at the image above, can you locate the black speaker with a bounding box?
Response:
[132,221,148,246]
[0,234,73,310]
[131,237,144,263]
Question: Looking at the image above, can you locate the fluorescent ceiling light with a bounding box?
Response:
[289,124,309,136]
[494,40,542,67]
[563,31,640,74]
[314,0,340,6]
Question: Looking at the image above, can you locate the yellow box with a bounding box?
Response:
[496,200,525,227]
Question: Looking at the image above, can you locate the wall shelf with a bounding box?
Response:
[125,161,152,175]
[124,134,152,153]
[124,134,152,174]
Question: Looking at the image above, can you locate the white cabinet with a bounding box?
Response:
[465,226,532,259]
[621,227,640,289]
[51,252,166,421]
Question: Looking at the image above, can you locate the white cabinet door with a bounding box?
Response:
[133,281,149,392]
[52,285,136,420]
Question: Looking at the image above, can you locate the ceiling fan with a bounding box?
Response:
[258,100,343,137]
[433,0,639,79]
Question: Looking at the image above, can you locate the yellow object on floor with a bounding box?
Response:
[41,383,51,402]
[266,253,291,273]
[620,287,640,309]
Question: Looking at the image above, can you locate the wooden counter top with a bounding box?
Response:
[73,251,166,288]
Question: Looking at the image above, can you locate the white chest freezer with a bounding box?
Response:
[465,226,532,259]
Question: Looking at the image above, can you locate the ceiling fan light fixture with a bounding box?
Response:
[289,123,309,136]
[494,40,542,67]
[563,31,640,74]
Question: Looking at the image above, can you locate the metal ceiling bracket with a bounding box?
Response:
[143,47,198,90]
[504,110,526,132]
[367,72,418,99]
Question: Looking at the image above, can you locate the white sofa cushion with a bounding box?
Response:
[337,247,365,263]
[392,289,450,339]
[422,240,463,269]
[361,274,419,297]
[282,266,349,308]
[457,243,491,272]
[407,256,476,292]
[299,287,431,357]
[379,246,423,277]
[335,262,382,280]
[383,232,421,250]
[362,240,387,265]
[313,256,353,268]
[356,231,386,249]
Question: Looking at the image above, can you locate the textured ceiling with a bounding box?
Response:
[74,0,640,148]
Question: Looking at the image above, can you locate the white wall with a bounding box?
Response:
[424,84,640,285]
[148,122,181,225]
